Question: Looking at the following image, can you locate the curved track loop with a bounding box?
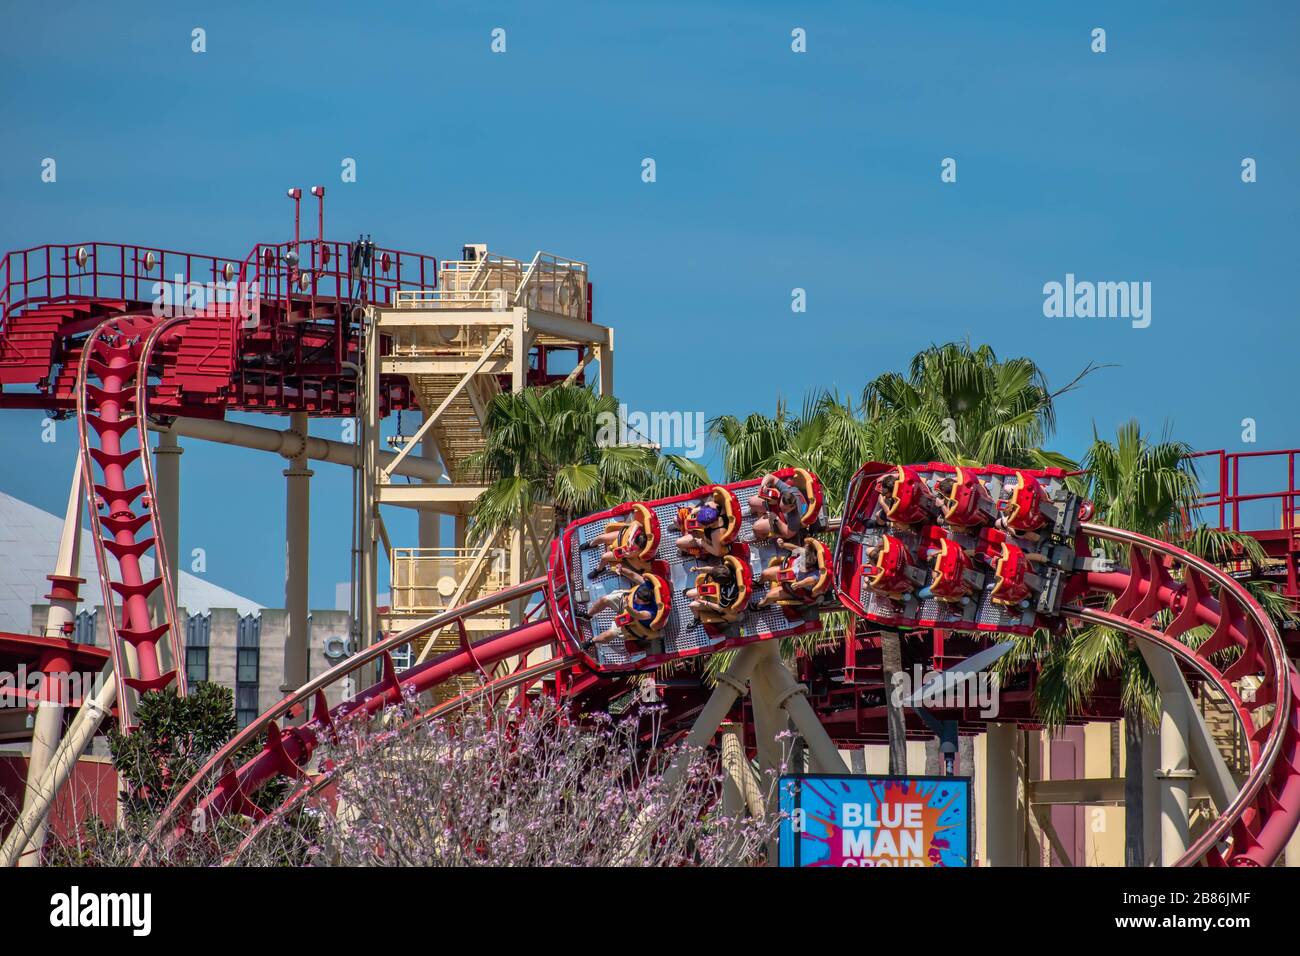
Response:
[135,578,555,863]
[1072,523,1300,867]
[77,314,187,728]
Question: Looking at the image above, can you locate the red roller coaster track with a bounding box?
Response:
[2,235,1298,867]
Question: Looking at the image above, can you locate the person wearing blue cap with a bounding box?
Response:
[675,495,730,558]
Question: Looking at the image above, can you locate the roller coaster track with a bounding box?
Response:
[129,520,1300,867]
[76,313,189,728]
[1069,523,1300,867]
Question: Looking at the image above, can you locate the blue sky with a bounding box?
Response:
[1,1,1297,608]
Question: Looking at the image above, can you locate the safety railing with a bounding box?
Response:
[0,240,438,337]
[237,240,438,319]
[1187,448,1300,533]
[0,242,243,331]
[392,250,589,321]
[514,251,588,321]
[389,546,510,616]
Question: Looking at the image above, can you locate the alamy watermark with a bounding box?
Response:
[890,663,1001,719]
[1042,273,1151,328]
[0,666,105,708]
[596,403,707,459]
[151,274,261,325]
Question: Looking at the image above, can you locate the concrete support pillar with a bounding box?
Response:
[1157,692,1193,865]
[1139,644,1237,815]
[282,412,313,692]
[984,722,1024,867]
[597,336,614,397]
[151,431,183,679]
[720,721,765,820]
[1142,722,1160,866]
[754,644,848,774]
[20,460,85,866]
[749,664,787,775]
[153,431,182,603]
[20,703,63,868]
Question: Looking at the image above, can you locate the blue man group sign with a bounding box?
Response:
[779,775,972,867]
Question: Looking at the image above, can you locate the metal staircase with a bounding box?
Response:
[370,247,611,683]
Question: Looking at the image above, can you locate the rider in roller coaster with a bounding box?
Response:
[874,465,939,530]
[580,564,669,650]
[756,537,830,608]
[750,471,813,541]
[684,556,747,624]
[675,487,738,558]
[582,502,658,579]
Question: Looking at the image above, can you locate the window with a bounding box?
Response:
[236,686,260,721]
[185,613,210,684]
[237,647,259,684]
[236,614,261,727]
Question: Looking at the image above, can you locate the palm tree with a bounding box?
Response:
[462,385,709,545]
[862,340,1098,470]
[710,391,877,517]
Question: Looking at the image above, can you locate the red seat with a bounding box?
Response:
[1000,471,1050,535]
[940,466,995,530]
[863,534,920,597]
[880,465,936,526]
[924,528,979,603]
[986,539,1035,608]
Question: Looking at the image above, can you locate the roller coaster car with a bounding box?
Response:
[877,465,940,527]
[835,461,1083,636]
[549,477,826,673]
[935,466,996,531]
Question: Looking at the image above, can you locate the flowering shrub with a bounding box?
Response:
[310,693,781,867]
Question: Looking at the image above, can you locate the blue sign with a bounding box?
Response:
[779,775,972,867]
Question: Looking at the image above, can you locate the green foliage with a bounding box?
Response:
[463,385,708,542]
[862,340,1096,470]
[107,681,238,828]
[711,391,877,517]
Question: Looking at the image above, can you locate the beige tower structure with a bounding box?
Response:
[357,248,613,690]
